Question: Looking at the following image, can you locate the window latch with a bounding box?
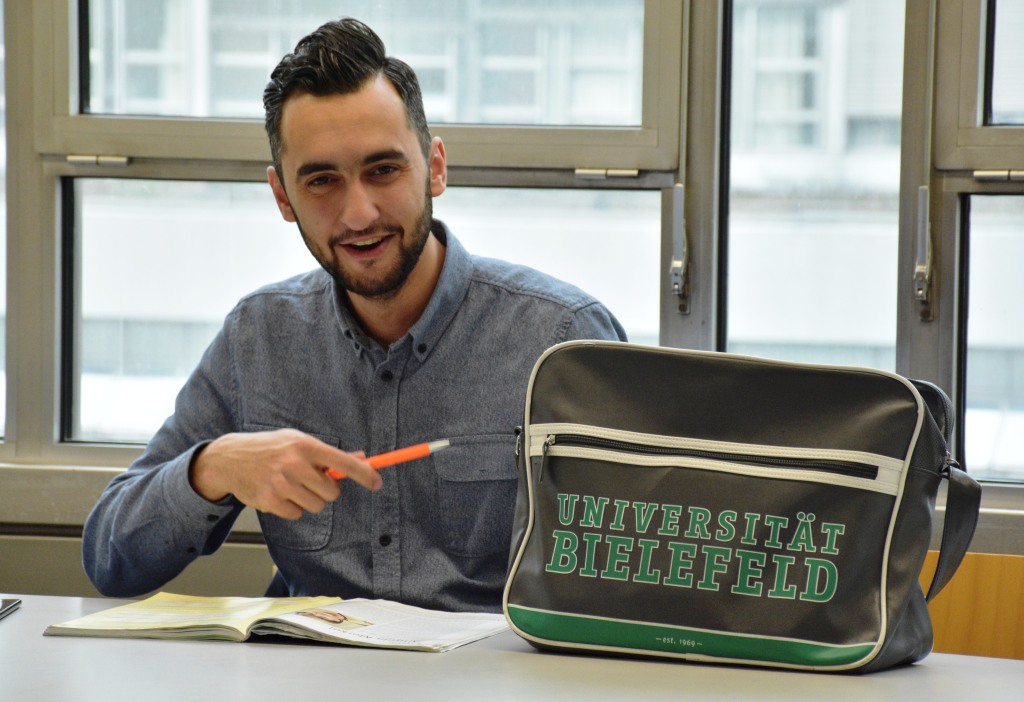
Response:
[669,184,690,315]
[913,186,933,321]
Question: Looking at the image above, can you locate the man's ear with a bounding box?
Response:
[428,137,447,197]
[267,165,297,222]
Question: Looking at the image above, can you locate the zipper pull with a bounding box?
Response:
[539,435,556,483]
[514,426,523,457]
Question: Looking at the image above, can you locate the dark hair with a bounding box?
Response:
[263,18,431,173]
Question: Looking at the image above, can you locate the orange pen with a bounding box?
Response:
[325,439,451,480]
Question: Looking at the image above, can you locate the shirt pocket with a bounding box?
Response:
[245,423,337,552]
[259,507,334,552]
[433,434,518,558]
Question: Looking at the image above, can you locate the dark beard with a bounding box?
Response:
[297,196,433,299]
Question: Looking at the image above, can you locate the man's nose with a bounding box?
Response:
[339,182,379,232]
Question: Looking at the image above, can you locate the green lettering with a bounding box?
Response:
[684,506,712,539]
[819,522,846,555]
[716,510,738,542]
[741,512,761,546]
[609,499,630,530]
[658,504,683,536]
[697,545,732,591]
[545,530,578,574]
[800,558,839,602]
[763,514,789,549]
[663,542,697,588]
[579,532,602,577]
[601,535,634,581]
[731,549,766,597]
[632,539,662,584]
[787,512,818,553]
[556,493,580,526]
[580,495,610,528]
[633,501,659,533]
[767,553,798,599]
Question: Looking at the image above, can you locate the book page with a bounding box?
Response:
[45,592,341,640]
[257,599,509,652]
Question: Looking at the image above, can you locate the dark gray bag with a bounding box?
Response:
[503,341,981,673]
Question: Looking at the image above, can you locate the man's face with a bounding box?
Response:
[267,75,446,299]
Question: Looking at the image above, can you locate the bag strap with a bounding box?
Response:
[925,461,982,602]
[909,379,982,602]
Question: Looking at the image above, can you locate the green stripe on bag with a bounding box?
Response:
[506,605,876,667]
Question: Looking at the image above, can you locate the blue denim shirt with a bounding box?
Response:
[83,222,626,611]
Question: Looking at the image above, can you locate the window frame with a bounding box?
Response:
[933,0,1024,171]
[921,0,1024,544]
[35,0,684,172]
[4,0,1024,558]
[2,1,691,530]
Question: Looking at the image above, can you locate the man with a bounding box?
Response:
[82,18,626,613]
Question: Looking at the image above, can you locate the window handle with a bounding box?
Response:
[669,184,690,314]
[914,185,934,320]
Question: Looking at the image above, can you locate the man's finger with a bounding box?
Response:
[310,444,381,490]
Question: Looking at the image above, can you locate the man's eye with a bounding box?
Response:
[371,165,399,177]
[308,175,331,187]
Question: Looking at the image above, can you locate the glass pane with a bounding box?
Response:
[436,188,660,346]
[73,181,657,443]
[964,196,1024,481]
[74,179,313,442]
[989,0,1024,125]
[86,0,644,127]
[726,0,904,370]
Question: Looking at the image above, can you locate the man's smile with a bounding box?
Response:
[333,230,400,258]
[349,236,385,249]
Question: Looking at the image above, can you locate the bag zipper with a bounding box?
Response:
[540,432,880,481]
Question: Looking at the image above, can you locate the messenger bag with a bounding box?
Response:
[503,341,981,673]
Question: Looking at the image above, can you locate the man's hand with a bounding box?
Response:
[189,428,382,520]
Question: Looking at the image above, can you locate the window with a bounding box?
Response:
[70,179,311,442]
[438,188,660,346]
[929,0,1024,490]
[70,181,659,442]
[14,0,680,458]
[88,0,646,127]
[44,1,681,171]
[933,0,1024,169]
[725,0,904,370]
[5,0,1024,555]
[964,196,1024,481]
[731,2,827,151]
[987,0,1024,126]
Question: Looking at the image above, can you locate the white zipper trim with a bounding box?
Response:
[550,444,897,494]
[529,422,905,494]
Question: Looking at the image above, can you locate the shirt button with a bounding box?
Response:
[380,370,394,381]
[417,343,427,354]
[206,514,219,522]
[379,534,392,547]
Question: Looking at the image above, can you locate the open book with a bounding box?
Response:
[44,592,508,652]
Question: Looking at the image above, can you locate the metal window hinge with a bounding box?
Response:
[66,155,131,167]
[574,168,640,180]
[973,170,1024,182]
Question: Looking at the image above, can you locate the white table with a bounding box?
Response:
[2,595,1021,701]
